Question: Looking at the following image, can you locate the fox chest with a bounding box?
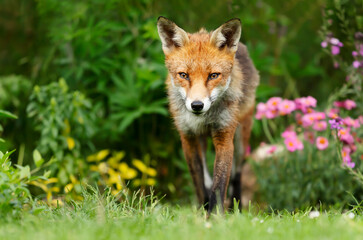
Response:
[174,107,233,135]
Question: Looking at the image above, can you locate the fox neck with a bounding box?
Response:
[168,63,243,135]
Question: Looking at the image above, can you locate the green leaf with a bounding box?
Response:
[118,110,143,132]
[0,110,18,119]
[16,165,31,179]
[2,149,15,161]
[33,149,44,168]
[44,170,51,178]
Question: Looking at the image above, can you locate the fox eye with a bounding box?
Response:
[178,72,189,80]
[208,73,220,80]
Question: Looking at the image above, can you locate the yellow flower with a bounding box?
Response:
[69,175,78,184]
[132,178,156,187]
[98,162,108,174]
[107,151,125,168]
[119,162,137,180]
[146,178,156,186]
[50,199,64,207]
[50,186,60,193]
[90,165,99,172]
[111,190,120,196]
[133,179,141,187]
[132,158,157,177]
[29,181,48,192]
[114,151,125,161]
[132,159,147,172]
[64,183,73,193]
[87,149,110,162]
[107,168,121,184]
[67,137,75,150]
[44,178,58,184]
[146,167,157,177]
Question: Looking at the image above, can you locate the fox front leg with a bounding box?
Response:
[180,134,210,208]
[208,126,236,217]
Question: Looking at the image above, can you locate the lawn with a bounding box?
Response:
[1,190,363,240]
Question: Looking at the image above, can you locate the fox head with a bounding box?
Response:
[157,17,241,115]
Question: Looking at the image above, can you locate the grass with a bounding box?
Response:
[1,188,363,240]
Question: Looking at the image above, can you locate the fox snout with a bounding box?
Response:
[185,97,211,115]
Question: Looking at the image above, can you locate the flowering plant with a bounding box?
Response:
[252,1,363,209]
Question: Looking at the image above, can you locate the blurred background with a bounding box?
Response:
[0,0,362,210]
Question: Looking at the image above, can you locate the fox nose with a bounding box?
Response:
[191,101,204,112]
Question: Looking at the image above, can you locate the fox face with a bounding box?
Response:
[157,17,241,115]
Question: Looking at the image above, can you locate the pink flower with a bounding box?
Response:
[327,108,339,119]
[266,97,282,110]
[344,100,356,110]
[313,112,326,120]
[333,100,356,110]
[265,109,279,119]
[330,38,340,45]
[342,147,355,168]
[352,51,358,56]
[268,145,277,154]
[301,112,326,127]
[278,100,296,115]
[304,131,315,144]
[255,103,268,119]
[316,136,329,150]
[284,138,298,152]
[346,162,355,168]
[331,45,340,55]
[281,129,297,139]
[257,102,267,112]
[353,119,361,128]
[295,96,317,113]
[353,60,361,68]
[283,130,303,152]
[301,114,316,127]
[343,117,356,127]
[342,147,351,161]
[306,96,317,108]
[321,41,328,48]
[313,121,327,131]
[338,128,355,145]
[333,101,345,108]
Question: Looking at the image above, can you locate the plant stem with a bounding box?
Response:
[262,118,275,144]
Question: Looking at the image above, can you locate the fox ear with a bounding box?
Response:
[157,16,189,54]
[210,18,241,52]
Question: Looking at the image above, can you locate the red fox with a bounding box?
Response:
[157,16,259,216]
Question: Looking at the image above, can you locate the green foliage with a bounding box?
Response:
[0,150,31,218]
[0,75,32,111]
[27,78,94,159]
[36,0,168,136]
[0,110,17,143]
[252,146,363,210]
[26,78,96,189]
